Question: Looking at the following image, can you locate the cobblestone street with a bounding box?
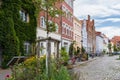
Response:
[71,55,120,80]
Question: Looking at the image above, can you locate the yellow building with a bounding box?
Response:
[73,16,82,49]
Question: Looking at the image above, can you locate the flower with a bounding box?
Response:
[5,74,10,78]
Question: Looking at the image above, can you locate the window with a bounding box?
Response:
[62,23,65,34]
[55,23,59,33]
[24,42,30,54]
[64,28,66,34]
[70,30,71,37]
[40,42,45,55]
[67,29,68,35]
[66,24,68,35]
[20,10,29,22]
[68,27,70,36]
[64,42,68,52]
[40,16,46,28]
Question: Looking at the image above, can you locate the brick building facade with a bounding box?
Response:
[86,15,96,54]
[61,0,74,52]
[37,0,74,55]
[111,36,120,48]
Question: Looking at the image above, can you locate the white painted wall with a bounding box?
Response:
[62,39,72,53]
[96,36,104,54]
[37,27,61,56]
[103,37,109,53]
[82,20,88,52]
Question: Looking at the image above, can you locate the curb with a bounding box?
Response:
[72,57,98,68]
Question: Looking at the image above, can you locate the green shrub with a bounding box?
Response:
[60,47,69,65]
[8,56,71,80]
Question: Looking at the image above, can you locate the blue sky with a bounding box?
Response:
[73,0,120,39]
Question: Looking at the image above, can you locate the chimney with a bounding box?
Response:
[92,19,94,25]
[88,15,90,21]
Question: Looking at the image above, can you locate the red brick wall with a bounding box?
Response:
[37,1,74,40]
[87,15,96,53]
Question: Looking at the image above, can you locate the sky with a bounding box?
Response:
[73,0,120,39]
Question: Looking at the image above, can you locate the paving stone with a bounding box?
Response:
[71,55,120,80]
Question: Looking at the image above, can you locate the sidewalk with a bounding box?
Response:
[0,68,11,80]
[72,57,98,68]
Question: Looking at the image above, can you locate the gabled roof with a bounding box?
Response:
[111,36,120,44]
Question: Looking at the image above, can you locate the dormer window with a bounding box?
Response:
[20,10,29,22]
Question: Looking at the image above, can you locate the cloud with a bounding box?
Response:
[112,4,120,10]
[96,26,120,39]
[95,18,120,26]
[74,0,120,39]
[74,0,120,18]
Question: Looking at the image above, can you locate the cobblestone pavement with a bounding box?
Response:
[0,69,11,80]
[71,55,120,80]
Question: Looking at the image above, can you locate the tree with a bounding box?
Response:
[33,0,64,79]
[108,43,112,55]
[69,41,76,58]
[113,44,118,52]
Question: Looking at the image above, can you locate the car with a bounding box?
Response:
[116,51,120,55]
[112,51,120,55]
[112,52,118,55]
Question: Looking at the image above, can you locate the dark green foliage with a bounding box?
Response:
[10,56,71,80]
[81,46,85,53]
[0,0,36,68]
[60,47,69,66]
[69,41,75,57]
[113,45,118,52]
[74,46,80,56]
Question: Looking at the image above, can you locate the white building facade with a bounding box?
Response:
[37,28,61,56]
[96,32,109,55]
[96,35,104,55]
[81,20,88,52]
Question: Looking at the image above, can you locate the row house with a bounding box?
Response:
[81,19,88,52]
[111,36,120,50]
[86,15,96,54]
[73,16,82,49]
[102,34,109,53]
[61,0,74,52]
[96,32,109,55]
[37,0,74,55]
[37,1,62,56]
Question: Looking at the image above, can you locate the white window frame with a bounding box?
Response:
[55,23,59,33]
[40,16,46,28]
[20,10,29,22]
[24,42,30,54]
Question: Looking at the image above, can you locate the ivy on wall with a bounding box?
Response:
[0,0,37,68]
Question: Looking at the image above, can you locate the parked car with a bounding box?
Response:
[112,51,120,55]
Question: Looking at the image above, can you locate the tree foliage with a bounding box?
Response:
[0,0,36,68]
[69,41,75,57]
[113,45,118,52]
